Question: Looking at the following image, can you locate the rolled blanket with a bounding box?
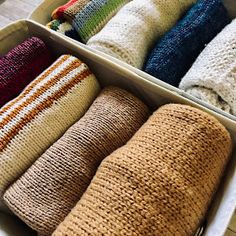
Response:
[53,104,232,236]
[87,0,196,69]
[3,87,149,235]
[52,0,77,19]
[46,19,81,41]
[0,55,100,197]
[51,0,130,43]
[144,0,230,87]
[0,37,53,108]
[179,19,236,115]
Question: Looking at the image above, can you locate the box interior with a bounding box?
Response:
[0,20,236,236]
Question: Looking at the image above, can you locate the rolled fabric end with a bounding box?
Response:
[51,0,78,20]
[179,19,236,116]
[46,19,81,41]
[87,0,196,69]
[0,54,100,198]
[52,104,232,236]
[144,0,231,87]
[0,37,53,108]
[3,86,149,235]
[51,0,130,43]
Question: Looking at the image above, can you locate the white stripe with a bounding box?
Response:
[1,62,87,136]
[0,56,76,121]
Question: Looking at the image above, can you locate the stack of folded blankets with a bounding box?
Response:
[0,34,233,236]
[46,0,236,117]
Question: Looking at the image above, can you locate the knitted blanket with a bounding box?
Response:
[51,0,130,43]
[0,37,53,108]
[179,19,236,115]
[87,0,196,68]
[0,55,100,197]
[53,104,232,236]
[3,87,149,235]
[144,0,230,87]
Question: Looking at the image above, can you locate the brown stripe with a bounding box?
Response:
[0,68,92,151]
[0,55,70,116]
[64,0,90,23]
[0,57,82,129]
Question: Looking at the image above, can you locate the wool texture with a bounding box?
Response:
[3,87,149,235]
[144,0,230,87]
[0,55,100,197]
[52,104,232,236]
[179,19,236,115]
[0,37,53,108]
[87,0,196,69]
[51,0,130,43]
[52,0,77,19]
[46,19,81,41]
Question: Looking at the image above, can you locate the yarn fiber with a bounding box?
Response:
[46,19,81,41]
[3,86,149,234]
[53,104,232,236]
[3,87,149,235]
[179,19,236,115]
[144,0,230,87]
[52,0,130,43]
[0,55,100,196]
[0,37,53,108]
[87,0,196,69]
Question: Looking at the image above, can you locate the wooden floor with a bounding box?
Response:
[0,0,41,28]
[0,0,236,235]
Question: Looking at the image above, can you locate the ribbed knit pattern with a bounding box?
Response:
[0,37,53,108]
[87,0,196,69]
[52,0,77,19]
[53,104,232,236]
[51,0,130,43]
[144,0,230,87]
[3,87,149,235]
[0,55,100,197]
[179,19,236,115]
[46,19,81,41]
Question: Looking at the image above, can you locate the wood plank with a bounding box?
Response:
[0,14,11,28]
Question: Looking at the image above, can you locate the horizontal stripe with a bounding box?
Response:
[0,75,99,195]
[52,0,78,19]
[75,0,126,41]
[0,56,79,128]
[0,67,92,151]
[64,0,90,23]
[1,63,86,136]
[0,55,70,116]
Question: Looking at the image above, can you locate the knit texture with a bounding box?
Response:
[52,0,77,19]
[87,0,196,69]
[51,0,130,43]
[144,0,230,87]
[53,104,232,236]
[179,19,236,115]
[46,19,81,41]
[0,37,53,108]
[3,87,149,235]
[0,55,100,197]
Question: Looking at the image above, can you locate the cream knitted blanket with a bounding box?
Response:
[179,19,236,115]
[87,0,196,68]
